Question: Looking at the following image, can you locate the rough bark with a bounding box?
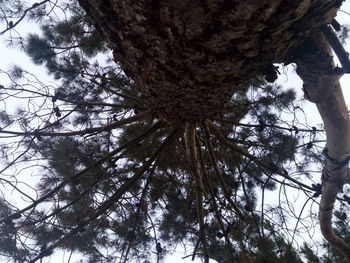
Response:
[77,0,350,259]
[295,31,350,261]
[78,0,342,124]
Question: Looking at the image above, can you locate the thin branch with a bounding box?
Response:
[0,121,164,224]
[0,111,151,137]
[196,133,235,258]
[233,152,263,239]
[184,122,209,263]
[28,127,178,263]
[122,165,156,263]
[206,120,313,192]
[201,122,244,220]
[0,0,51,35]
[214,117,323,133]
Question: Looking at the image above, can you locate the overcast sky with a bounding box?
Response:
[1,1,350,263]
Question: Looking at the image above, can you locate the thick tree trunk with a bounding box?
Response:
[78,0,341,124]
[78,0,350,259]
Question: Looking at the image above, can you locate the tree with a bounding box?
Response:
[1,0,350,262]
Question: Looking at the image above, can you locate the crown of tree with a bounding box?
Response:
[0,1,350,262]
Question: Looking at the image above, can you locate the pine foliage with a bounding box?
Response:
[0,1,349,263]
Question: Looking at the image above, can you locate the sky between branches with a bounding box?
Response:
[1,1,350,263]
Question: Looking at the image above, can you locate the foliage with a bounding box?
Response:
[0,1,349,263]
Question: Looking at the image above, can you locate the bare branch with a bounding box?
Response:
[0,110,151,137]
[184,122,209,263]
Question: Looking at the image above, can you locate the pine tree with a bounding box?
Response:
[0,1,350,262]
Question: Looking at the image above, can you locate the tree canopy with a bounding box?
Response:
[0,1,350,262]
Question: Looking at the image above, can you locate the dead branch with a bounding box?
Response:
[202,122,244,220]
[184,122,209,263]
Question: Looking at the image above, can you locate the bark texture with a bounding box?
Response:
[78,0,350,259]
[295,31,350,261]
[78,0,341,124]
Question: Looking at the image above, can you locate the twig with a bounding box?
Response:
[0,0,51,35]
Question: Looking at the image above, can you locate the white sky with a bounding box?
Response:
[1,1,350,263]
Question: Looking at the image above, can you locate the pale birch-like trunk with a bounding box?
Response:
[295,30,350,260]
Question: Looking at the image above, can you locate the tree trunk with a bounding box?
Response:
[78,0,341,124]
[295,30,350,261]
[78,0,350,259]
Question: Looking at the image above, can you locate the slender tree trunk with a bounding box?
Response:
[295,30,350,261]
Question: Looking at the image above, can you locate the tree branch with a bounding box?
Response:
[202,122,244,220]
[295,29,350,261]
[28,128,178,263]
[0,121,164,225]
[321,25,350,73]
[196,131,236,257]
[0,111,151,137]
[205,120,313,192]
[184,122,209,263]
[0,0,51,35]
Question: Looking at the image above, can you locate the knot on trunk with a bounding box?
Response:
[294,30,343,103]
